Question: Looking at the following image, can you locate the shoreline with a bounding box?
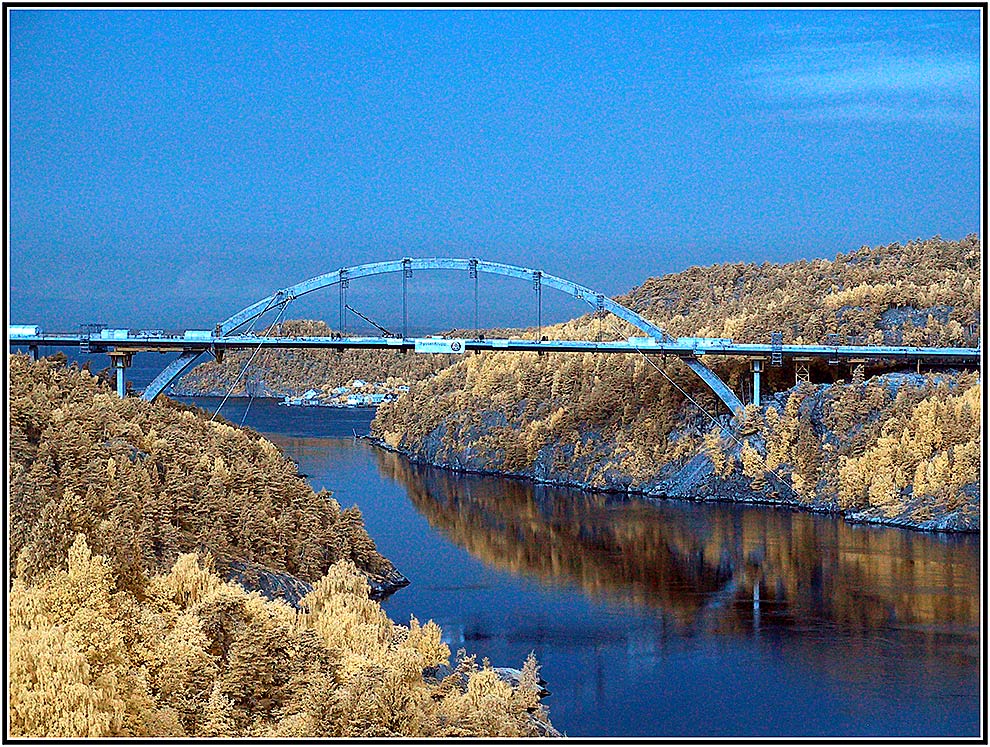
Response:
[365,436,978,535]
[168,392,978,535]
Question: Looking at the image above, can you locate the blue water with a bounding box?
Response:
[172,396,981,738]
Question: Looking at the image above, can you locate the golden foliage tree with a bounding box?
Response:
[9,539,553,738]
[8,354,401,593]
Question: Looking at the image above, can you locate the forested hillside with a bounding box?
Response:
[620,234,980,346]
[372,236,981,531]
[174,319,453,399]
[167,236,981,530]
[8,355,554,737]
[9,537,552,737]
[9,353,400,593]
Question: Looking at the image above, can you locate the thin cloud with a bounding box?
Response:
[739,41,980,127]
[773,101,977,128]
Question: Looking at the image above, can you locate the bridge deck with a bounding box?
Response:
[8,333,982,364]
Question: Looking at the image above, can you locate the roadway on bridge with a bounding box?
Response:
[8,330,982,364]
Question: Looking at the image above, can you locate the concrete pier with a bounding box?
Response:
[751,359,764,406]
[108,351,133,397]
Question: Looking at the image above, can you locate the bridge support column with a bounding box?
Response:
[534,270,543,342]
[108,351,133,398]
[28,344,39,362]
[750,359,764,407]
[469,258,479,340]
[402,258,412,339]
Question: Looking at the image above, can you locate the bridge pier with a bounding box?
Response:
[108,351,133,398]
[28,344,39,362]
[750,358,764,406]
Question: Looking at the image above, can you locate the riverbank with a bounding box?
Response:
[370,436,977,533]
[370,370,980,534]
[177,371,980,535]
[172,396,981,738]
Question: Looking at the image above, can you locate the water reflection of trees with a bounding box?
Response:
[375,451,978,636]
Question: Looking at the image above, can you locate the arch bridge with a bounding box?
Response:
[150,257,744,411]
[9,257,980,413]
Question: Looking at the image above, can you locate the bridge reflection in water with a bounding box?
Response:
[373,449,979,639]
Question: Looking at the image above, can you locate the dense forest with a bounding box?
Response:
[8,355,554,737]
[372,236,981,530]
[9,353,399,591]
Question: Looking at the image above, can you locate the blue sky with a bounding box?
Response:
[7,8,983,332]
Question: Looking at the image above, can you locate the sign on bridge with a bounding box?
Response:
[413,338,466,354]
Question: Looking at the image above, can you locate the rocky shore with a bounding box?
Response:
[220,558,410,607]
[369,372,980,534]
[370,436,978,533]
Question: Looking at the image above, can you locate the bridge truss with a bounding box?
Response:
[210,257,750,412]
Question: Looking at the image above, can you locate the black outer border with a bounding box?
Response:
[1,2,986,744]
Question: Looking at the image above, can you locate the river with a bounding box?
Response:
[172,395,979,738]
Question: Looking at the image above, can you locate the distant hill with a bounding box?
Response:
[173,319,454,399]
[621,233,980,346]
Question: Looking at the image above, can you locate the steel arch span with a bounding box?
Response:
[217,257,672,339]
[144,257,743,412]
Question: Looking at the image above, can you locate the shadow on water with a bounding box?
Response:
[373,449,980,642]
